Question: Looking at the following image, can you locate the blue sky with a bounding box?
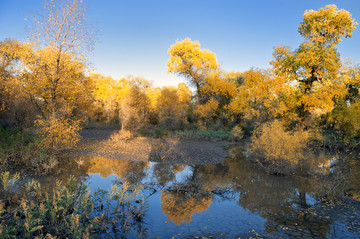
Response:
[1,0,360,87]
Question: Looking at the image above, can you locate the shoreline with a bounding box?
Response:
[72,129,237,165]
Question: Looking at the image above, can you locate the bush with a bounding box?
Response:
[155,127,168,137]
[231,125,245,141]
[0,174,148,238]
[0,128,58,174]
[109,129,134,141]
[36,116,82,150]
[250,120,310,174]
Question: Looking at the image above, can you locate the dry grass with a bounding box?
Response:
[109,129,134,142]
[251,120,310,174]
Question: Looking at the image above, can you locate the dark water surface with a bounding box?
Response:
[33,143,360,238]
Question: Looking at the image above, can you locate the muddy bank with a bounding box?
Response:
[72,129,234,164]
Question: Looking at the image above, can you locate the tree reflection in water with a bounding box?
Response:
[62,145,360,238]
[153,163,186,186]
[160,184,212,225]
[157,145,357,237]
[85,156,150,185]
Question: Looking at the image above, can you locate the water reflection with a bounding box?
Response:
[82,156,150,185]
[152,163,186,186]
[161,186,212,225]
[54,144,360,238]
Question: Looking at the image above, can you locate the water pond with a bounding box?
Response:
[28,143,360,238]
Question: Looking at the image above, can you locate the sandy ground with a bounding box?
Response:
[72,129,233,164]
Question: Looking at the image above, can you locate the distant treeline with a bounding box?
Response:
[0,2,359,172]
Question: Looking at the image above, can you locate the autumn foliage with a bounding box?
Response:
[0,3,359,173]
[251,120,310,174]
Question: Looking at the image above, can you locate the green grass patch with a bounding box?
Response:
[138,127,168,138]
[175,128,233,141]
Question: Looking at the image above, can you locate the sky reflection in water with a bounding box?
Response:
[64,144,360,238]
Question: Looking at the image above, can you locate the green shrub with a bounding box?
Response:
[154,127,168,137]
[320,129,360,149]
[138,128,153,137]
[0,174,148,238]
[138,127,168,138]
[0,171,20,203]
[175,128,232,141]
[0,128,58,174]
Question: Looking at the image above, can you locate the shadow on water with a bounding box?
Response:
[11,142,360,238]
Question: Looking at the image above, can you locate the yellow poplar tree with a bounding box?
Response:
[0,39,30,111]
[200,72,237,111]
[230,69,287,123]
[119,77,152,131]
[271,4,357,123]
[328,64,360,142]
[0,39,37,127]
[90,73,130,123]
[156,84,192,129]
[167,38,219,100]
[25,0,95,149]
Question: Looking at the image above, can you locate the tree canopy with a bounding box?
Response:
[167,38,219,99]
[271,4,358,123]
